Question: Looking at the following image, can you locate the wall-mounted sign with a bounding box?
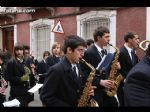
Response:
[52,21,64,34]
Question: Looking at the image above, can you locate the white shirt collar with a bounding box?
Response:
[124,43,132,53]
[71,64,77,68]
[94,43,103,53]
[16,57,24,63]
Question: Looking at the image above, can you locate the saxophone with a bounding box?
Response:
[105,43,123,97]
[78,58,99,107]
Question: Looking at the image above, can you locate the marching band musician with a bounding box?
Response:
[82,26,120,106]
[40,35,95,106]
[36,51,50,94]
[118,32,140,106]
[46,42,63,67]
[6,43,31,107]
[124,41,150,106]
[0,51,8,104]
[24,45,37,103]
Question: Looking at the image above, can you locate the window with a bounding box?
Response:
[82,18,110,40]
[36,25,51,60]
[77,10,116,53]
[30,19,54,61]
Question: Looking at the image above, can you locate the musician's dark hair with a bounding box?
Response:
[86,39,94,46]
[43,51,50,58]
[23,45,30,50]
[0,51,4,61]
[124,32,135,42]
[13,43,25,58]
[93,26,110,42]
[63,35,86,54]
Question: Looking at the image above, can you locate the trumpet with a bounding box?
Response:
[138,40,150,51]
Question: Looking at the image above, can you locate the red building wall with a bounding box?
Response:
[17,22,30,46]
[16,13,31,46]
[116,7,146,59]
[54,7,77,44]
[32,8,51,19]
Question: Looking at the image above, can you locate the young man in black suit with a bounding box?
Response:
[83,26,120,107]
[124,42,150,106]
[117,32,139,106]
[40,35,95,106]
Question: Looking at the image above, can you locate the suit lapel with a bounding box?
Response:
[123,46,133,65]
[92,45,102,62]
[61,57,81,88]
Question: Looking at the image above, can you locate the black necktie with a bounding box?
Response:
[73,66,78,78]
[131,49,136,65]
[101,49,107,57]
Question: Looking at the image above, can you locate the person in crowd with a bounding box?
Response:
[82,26,120,107]
[23,45,37,103]
[3,48,12,65]
[124,42,150,106]
[46,42,62,67]
[117,32,139,106]
[0,51,8,104]
[86,39,94,49]
[36,51,50,93]
[40,35,95,106]
[6,43,31,106]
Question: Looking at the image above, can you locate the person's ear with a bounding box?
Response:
[128,38,132,43]
[67,47,72,54]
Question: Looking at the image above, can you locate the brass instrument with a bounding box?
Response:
[138,40,150,51]
[24,66,31,76]
[24,66,31,82]
[78,59,99,107]
[105,43,123,97]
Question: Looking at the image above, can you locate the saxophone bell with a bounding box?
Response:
[138,40,150,51]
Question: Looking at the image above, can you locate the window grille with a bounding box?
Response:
[81,18,110,40]
[35,25,51,60]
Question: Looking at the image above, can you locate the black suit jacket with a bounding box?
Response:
[37,60,49,84]
[83,45,107,87]
[40,57,83,106]
[46,55,61,67]
[83,45,115,106]
[119,46,139,79]
[124,56,150,106]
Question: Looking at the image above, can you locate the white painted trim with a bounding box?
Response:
[30,19,54,59]
[77,10,117,52]
[146,7,150,40]
[14,25,17,45]
[0,29,2,50]
[0,25,14,28]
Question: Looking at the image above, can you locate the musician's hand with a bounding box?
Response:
[21,74,29,82]
[100,79,114,89]
[116,62,121,70]
[88,86,97,96]
[0,87,6,95]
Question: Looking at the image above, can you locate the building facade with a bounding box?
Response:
[0,7,148,60]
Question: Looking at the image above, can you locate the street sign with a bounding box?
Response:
[52,21,64,34]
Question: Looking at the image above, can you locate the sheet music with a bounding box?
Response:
[28,83,43,93]
[3,98,20,107]
[96,55,107,70]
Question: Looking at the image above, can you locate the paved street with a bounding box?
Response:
[6,84,43,107]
